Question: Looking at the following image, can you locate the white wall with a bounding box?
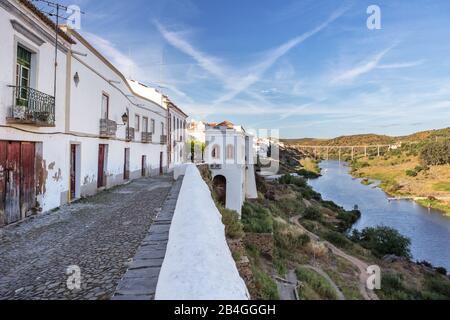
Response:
[156,164,249,300]
[0,1,69,132]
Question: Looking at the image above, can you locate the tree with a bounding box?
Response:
[420,140,450,166]
[351,226,412,259]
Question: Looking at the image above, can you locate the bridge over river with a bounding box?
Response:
[294,144,397,161]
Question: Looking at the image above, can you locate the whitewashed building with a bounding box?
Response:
[205,121,257,215]
[0,0,188,227]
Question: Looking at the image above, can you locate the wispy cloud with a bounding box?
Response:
[377,60,426,69]
[332,47,393,83]
[155,6,349,106]
[85,32,138,79]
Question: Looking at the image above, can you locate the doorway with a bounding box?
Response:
[142,155,147,177]
[124,148,130,180]
[159,152,163,175]
[70,144,81,201]
[212,175,227,207]
[98,144,107,188]
[0,141,36,227]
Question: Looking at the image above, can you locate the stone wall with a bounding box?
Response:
[244,233,274,259]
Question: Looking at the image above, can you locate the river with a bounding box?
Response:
[308,160,450,271]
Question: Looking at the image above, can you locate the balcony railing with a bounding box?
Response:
[160,135,167,145]
[126,127,135,142]
[100,119,117,138]
[141,132,152,143]
[7,85,55,127]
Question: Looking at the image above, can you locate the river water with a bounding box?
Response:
[308,160,450,271]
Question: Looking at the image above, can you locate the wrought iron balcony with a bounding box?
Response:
[100,119,117,138]
[7,85,55,127]
[160,135,167,145]
[141,132,152,144]
[126,127,135,142]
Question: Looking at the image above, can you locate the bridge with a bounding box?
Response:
[293,144,396,161]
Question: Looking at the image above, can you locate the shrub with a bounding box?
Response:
[219,208,244,239]
[351,226,412,259]
[278,174,307,188]
[324,231,352,249]
[303,207,323,221]
[242,202,273,234]
[252,266,279,300]
[406,170,418,177]
[297,169,321,179]
[336,210,361,231]
[296,267,338,300]
[420,140,450,166]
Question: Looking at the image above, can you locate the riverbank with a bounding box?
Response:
[350,156,450,217]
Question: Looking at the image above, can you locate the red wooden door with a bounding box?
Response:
[20,142,35,218]
[5,142,21,224]
[98,144,106,188]
[0,141,7,226]
[70,144,76,199]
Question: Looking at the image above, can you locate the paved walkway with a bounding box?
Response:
[113,177,182,300]
[0,176,174,300]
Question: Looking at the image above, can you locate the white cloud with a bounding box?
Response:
[332,47,392,83]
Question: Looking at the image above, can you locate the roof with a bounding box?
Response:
[18,0,75,44]
[126,79,166,109]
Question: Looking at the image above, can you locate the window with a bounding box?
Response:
[151,119,155,134]
[101,93,109,119]
[143,117,149,133]
[135,115,140,132]
[161,122,165,135]
[226,145,234,160]
[212,145,220,160]
[16,45,32,102]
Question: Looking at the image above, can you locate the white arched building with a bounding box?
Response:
[205,121,257,215]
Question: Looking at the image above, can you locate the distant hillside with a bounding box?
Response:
[282,127,450,146]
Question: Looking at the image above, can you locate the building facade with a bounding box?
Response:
[204,121,257,215]
[0,0,187,227]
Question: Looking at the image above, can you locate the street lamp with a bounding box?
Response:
[121,112,129,126]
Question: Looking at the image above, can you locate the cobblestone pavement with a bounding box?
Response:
[0,176,174,300]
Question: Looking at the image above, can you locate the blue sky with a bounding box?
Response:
[50,0,450,138]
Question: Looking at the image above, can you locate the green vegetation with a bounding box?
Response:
[351,226,412,259]
[417,198,450,217]
[420,140,450,166]
[303,207,322,221]
[296,267,339,300]
[433,182,450,192]
[219,207,244,239]
[379,272,450,300]
[242,202,274,234]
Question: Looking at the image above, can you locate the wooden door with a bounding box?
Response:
[20,142,35,218]
[0,141,7,226]
[124,148,130,180]
[5,142,21,224]
[98,144,106,188]
[159,152,163,175]
[70,144,76,199]
[141,155,146,177]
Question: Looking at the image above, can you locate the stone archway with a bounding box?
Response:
[212,175,227,207]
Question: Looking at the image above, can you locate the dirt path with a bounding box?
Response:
[299,265,345,300]
[290,216,379,300]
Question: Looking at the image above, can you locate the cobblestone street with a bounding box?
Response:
[0,176,174,300]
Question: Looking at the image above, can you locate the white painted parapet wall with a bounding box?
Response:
[155,164,250,300]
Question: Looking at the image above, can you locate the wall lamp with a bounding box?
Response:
[117,113,129,126]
